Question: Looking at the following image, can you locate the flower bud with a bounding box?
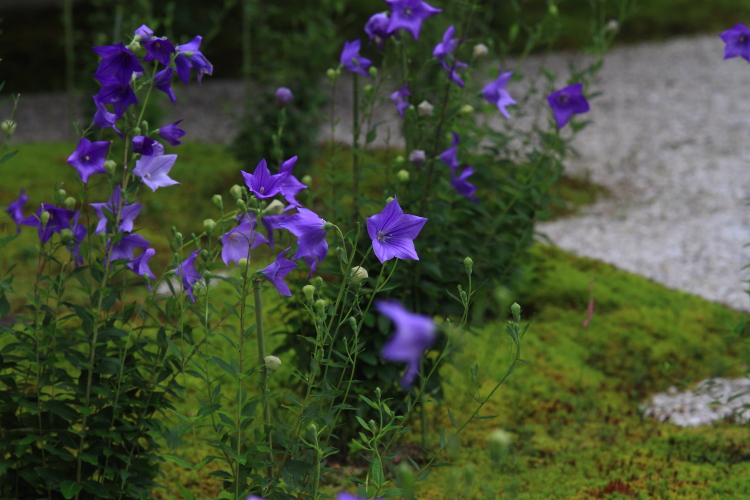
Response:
[202,270,212,280]
[309,423,318,435]
[417,100,434,117]
[397,169,410,182]
[275,87,294,107]
[238,257,248,268]
[409,150,426,165]
[326,68,338,80]
[64,197,76,210]
[375,387,381,399]
[336,247,348,264]
[40,211,50,227]
[350,266,368,283]
[605,19,619,32]
[303,284,316,301]
[301,175,313,186]
[212,194,223,210]
[133,127,142,136]
[323,221,334,230]
[57,189,66,201]
[230,184,244,200]
[60,228,73,243]
[397,463,416,492]
[314,276,323,289]
[236,199,247,212]
[348,316,358,332]
[126,40,142,53]
[171,226,179,237]
[264,355,282,372]
[548,4,558,16]
[385,197,394,205]
[1,120,16,135]
[140,120,149,133]
[368,66,378,78]
[368,419,377,432]
[488,429,512,462]
[473,43,489,59]
[510,302,521,323]
[395,155,405,165]
[104,159,117,174]
[200,249,210,261]
[464,256,473,275]
[265,199,285,216]
[315,299,327,316]
[460,104,475,116]
[203,219,216,233]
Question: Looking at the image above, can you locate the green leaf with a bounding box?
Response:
[178,485,197,500]
[60,480,82,499]
[359,395,378,410]
[280,460,313,486]
[447,408,458,429]
[45,400,80,421]
[0,150,18,164]
[197,403,221,419]
[167,338,183,362]
[163,454,195,469]
[372,457,384,489]
[382,488,404,498]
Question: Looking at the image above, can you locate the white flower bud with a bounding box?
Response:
[605,19,619,32]
[265,199,285,216]
[397,169,410,182]
[472,43,489,60]
[264,355,282,372]
[385,196,394,204]
[303,284,315,301]
[350,266,369,283]
[460,104,474,116]
[238,258,248,268]
[64,197,76,210]
[488,429,513,462]
[409,150,426,165]
[417,100,434,117]
[1,120,16,135]
[301,175,313,186]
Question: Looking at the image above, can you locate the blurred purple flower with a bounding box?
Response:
[340,40,372,76]
[109,233,151,262]
[385,0,441,41]
[93,43,143,86]
[482,70,515,118]
[377,301,436,389]
[720,23,750,61]
[176,249,202,302]
[547,83,589,129]
[154,67,177,104]
[158,119,186,146]
[175,36,213,84]
[278,207,328,266]
[90,186,142,235]
[451,166,478,203]
[143,37,175,66]
[132,154,180,191]
[279,156,307,206]
[67,214,87,267]
[390,84,411,118]
[432,25,457,61]
[221,221,268,265]
[439,132,460,171]
[441,60,468,88]
[242,159,287,200]
[128,247,156,281]
[21,204,76,243]
[93,99,122,137]
[261,212,289,249]
[67,138,110,183]
[366,197,426,264]
[95,83,139,118]
[365,12,391,49]
[131,136,163,156]
[134,25,153,41]
[7,188,28,234]
[275,87,294,106]
[260,247,297,296]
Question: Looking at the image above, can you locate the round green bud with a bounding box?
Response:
[200,249,210,261]
[57,189,66,199]
[397,169,410,182]
[126,40,141,53]
[133,127,141,136]
[463,256,474,275]
[460,104,475,116]
[202,270,212,280]
[238,258,248,268]
[230,184,244,200]
[363,84,374,94]
[1,120,16,135]
[314,276,324,289]
[350,266,368,283]
[265,199,285,216]
[301,174,313,186]
[104,160,117,175]
[323,221,334,230]
[385,196,394,204]
[348,316,358,332]
[212,194,223,210]
[264,355,282,372]
[315,299,327,316]
[368,66,378,78]
[64,197,76,210]
[548,4,558,16]
[236,199,247,212]
[369,419,377,431]
[326,68,337,80]
[302,284,316,302]
[40,211,50,226]
[510,302,521,322]
[140,120,149,132]
[203,219,216,233]
[59,228,73,243]
[174,232,183,243]
[395,155,405,165]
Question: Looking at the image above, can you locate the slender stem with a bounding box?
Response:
[352,73,360,216]
[253,279,273,478]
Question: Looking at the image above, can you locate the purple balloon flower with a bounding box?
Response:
[132,154,180,191]
[128,247,156,281]
[242,159,287,200]
[720,23,750,61]
[432,25,457,61]
[377,301,436,389]
[547,83,590,129]
[143,37,176,66]
[158,119,186,146]
[67,138,110,183]
[366,197,427,264]
[67,215,87,267]
[275,87,294,106]
[176,249,202,302]
[93,98,122,137]
[7,188,28,234]
[390,84,411,118]
[259,247,297,296]
[90,186,142,235]
[385,0,441,41]
[261,212,289,249]
[279,156,307,206]
[221,221,268,266]
[93,43,144,87]
[451,166,478,203]
[154,67,176,105]
[439,132,460,171]
[365,12,391,49]
[340,40,372,77]
[131,136,163,156]
[21,204,76,243]
[134,24,153,41]
[278,207,329,266]
[95,83,139,118]
[483,70,516,118]
[175,36,213,84]
[109,233,151,262]
[441,60,468,88]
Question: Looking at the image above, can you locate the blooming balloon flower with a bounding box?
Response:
[340,40,372,76]
[221,221,268,265]
[259,248,297,296]
[21,204,77,243]
[366,197,427,264]
[67,214,87,267]
[154,67,177,104]
[547,83,590,129]
[132,154,180,191]
[275,87,294,106]
[365,12,391,49]
[134,24,153,41]
[67,138,110,183]
[377,301,436,388]
[90,186,142,234]
[385,0,441,40]
[158,119,186,146]
[7,188,28,234]
[95,83,139,118]
[242,159,287,200]
[451,166,478,203]
[279,156,307,206]
[482,70,516,118]
[439,132,460,171]
[432,25,457,61]
[720,23,750,61]
[131,136,163,156]
[390,84,411,118]
[175,36,213,84]
[92,43,143,87]
[127,247,156,281]
[93,99,122,136]
[176,249,202,302]
[278,207,329,266]
[143,36,175,66]
[109,233,151,262]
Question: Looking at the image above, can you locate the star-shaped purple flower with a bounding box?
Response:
[90,186,142,235]
[109,233,151,262]
[221,221,268,266]
[93,98,122,137]
[127,247,156,282]
[390,84,411,118]
[67,138,110,183]
[432,25,457,61]
[132,154,180,191]
[175,36,213,84]
[175,249,202,302]
[134,24,153,41]
[259,247,297,296]
[720,24,750,61]
[365,12,391,49]
[21,204,76,243]
[7,188,28,234]
[131,136,163,156]
[483,70,516,118]
[154,67,176,105]
[158,119,186,146]
[366,197,427,264]
[451,166,478,203]
[385,0,441,41]
[439,132,460,171]
[95,83,139,117]
[261,212,289,249]
[93,43,144,87]
[547,83,590,129]
[279,156,307,206]
[377,301,436,389]
[67,215,87,267]
[143,36,175,66]
[242,159,287,200]
[278,207,328,265]
[340,40,372,76]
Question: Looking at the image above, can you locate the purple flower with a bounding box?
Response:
[93,43,143,86]
[154,67,176,105]
[93,98,122,137]
[90,186,142,235]
[278,208,328,265]
[385,0,441,41]
[131,136,163,156]
[175,36,213,84]
[143,37,175,66]
[67,215,87,267]
[390,84,411,118]
[483,70,516,118]
[261,212,289,249]
[109,233,151,262]
[132,154,180,191]
[259,248,297,296]
[158,119,186,146]
[21,204,76,243]
[275,87,294,106]
[67,138,110,183]
[441,60,468,88]
[432,25,457,61]
[128,247,156,281]
[95,83,139,117]
[720,24,750,61]
[242,159,287,200]
[340,40,372,76]
[377,301,436,389]
[451,167,478,203]
[7,188,28,234]
[221,221,268,266]
[338,493,377,500]
[547,83,590,129]
[366,197,426,264]
[175,249,202,302]
[134,25,153,41]
[279,156,307,206]
[365,12,391,49]
[439,132,460,171]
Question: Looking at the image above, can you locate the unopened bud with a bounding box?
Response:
[460,104,475,116]
[275,87,294,107]
[309,423,318,434]
[464,256,473,275]
[315,299,327,316]
[264,355,282,372]
[417,100,434,117]
[314,276,324,289]
[212,194,223,210]
[265,199,285,216]
[348,316,358,332]
[104,160,117,174]
[473,43,489,59]
[200,249,209,260]
[368,419,377,431]
[510,302,521,323]
[368,66,378,78]
[133,127,141,136]
[605,19,619,32]
[336,247,348,264]
[203,219,216,233]
[350,266,368,283]
[60,228,73,243]
[323,221,334,230]
[397,169,410,182]
[230,184,244,200]
[126,40,141,53]
[1,120,16,135]
[488,429,512,462]
[202,270,212,280]
[236,199,247,212]
[238,257,248,268]
[385,196,394,204]
[301,175,312,186]
[409,150,426,165]
[64,197,76,210]
[548,4,558,16]
[40,211,50,226]
[363,84,374,94]
[395,155,405,165]
[302,284,315,301]
[57,189,66,200]
[326,68,338,80]
[140,120,149,133]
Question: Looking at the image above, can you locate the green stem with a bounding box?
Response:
[253,279,273,478]
[352,73,360,216]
